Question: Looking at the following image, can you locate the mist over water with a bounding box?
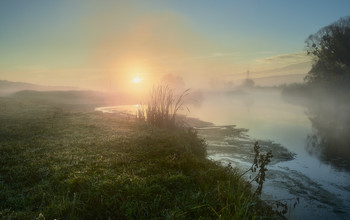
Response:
[282,86,350,170]
[188,88,312,154]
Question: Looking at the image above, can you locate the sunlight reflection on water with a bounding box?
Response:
[95,105,138,114]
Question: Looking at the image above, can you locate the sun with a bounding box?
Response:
[132,77,142,83]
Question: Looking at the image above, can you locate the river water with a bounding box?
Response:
[96,88,350,219]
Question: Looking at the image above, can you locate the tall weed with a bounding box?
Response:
[137,85,190,129]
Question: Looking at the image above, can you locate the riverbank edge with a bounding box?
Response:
[0,97,277,219]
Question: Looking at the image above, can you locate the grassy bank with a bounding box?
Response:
[0,97,275,219]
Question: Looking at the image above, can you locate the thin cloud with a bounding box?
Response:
[252,61,312,77]
[255,51,311,65]
[183,52,240,60]
[141,52,240,62]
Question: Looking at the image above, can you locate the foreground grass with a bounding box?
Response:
[0,97,275,219]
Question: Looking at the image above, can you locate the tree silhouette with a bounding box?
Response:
[242,78,255,87]
[305,16,350,86]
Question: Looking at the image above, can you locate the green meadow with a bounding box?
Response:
[0,95,276,219]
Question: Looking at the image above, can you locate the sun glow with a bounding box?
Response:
[132,77,142,83]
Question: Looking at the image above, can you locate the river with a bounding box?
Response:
[96,88,350,219]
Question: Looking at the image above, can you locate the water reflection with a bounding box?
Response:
[306,102,350,170]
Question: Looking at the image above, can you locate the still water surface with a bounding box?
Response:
[189,89,350,219]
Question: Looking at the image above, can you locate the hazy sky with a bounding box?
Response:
[1,0,349,92]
